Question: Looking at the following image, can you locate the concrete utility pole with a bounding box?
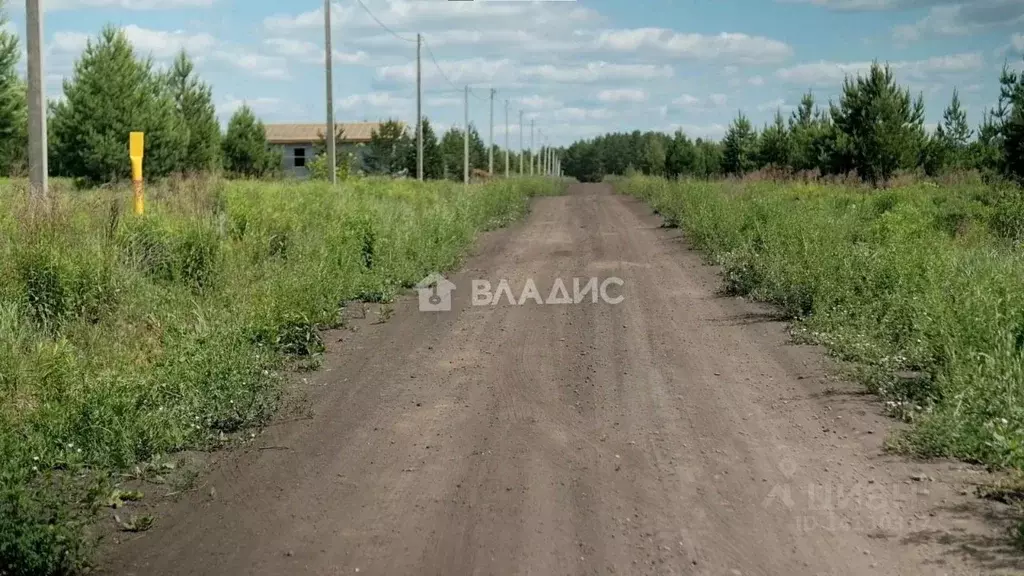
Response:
[518,110,524,175]
[416,33,423,181]
[529,120,535,176]
[25,0,47,201]
[463,85,469,185]
[323,0,336,185]
[488,88,495,176]
[504,99,509,177]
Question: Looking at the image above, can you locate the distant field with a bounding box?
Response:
[0,175,561,575]
[616,176,1024,470]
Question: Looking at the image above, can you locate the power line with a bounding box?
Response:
[354,0,416,43]
[421,38,462,92]
[468,86,489,103]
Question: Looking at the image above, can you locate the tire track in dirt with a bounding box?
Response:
[103,184,1021,576]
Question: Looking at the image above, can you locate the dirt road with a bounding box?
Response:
[105,184,1020,576]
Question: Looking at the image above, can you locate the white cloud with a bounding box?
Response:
[556,107,614,121]
[122,25,217,59]
[426,95,462,107]
[593,29,792,64]
[789,0,1024,41]
[214,51,290,80]
[377,58,673,86]
[670,122,728,139]
[673,94,701,107]
[337,91,412,110]
[517,95,562,109]
[45,0,215,10]
[1012,33,1024,52]
[757,98,788,111]
[378,57,514,85]
[673,93,727,109]
[775,52,983,85]
[217,96,281,118]
[262,1,790,69]
[597,88,647,103]
[748,75,766,86]
[263,38,367,64]
[50,31,92,54]
[521,62,673,83]
[48,26,216,61]
[264,0,601,37]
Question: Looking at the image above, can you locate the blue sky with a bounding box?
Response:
[3,0,1024,146]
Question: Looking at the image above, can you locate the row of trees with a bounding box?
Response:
[0,10,542,185]
[0,16,266,184]
[563,61,1024,187]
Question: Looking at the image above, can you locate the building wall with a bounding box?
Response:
[277,143,313,178]
[273,142,368,179]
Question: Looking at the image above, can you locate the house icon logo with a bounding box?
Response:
[415,273,456,312]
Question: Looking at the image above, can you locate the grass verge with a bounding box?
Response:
[0,175,561,575]
[614,176,1024,469]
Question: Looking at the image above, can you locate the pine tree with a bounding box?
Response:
[941,89,972,149]
[221,104,278,177]
[665,130,696,178]
[722,112,757,176]
[402,117,444,179]
[788,92,821,173]
[829,62,925,186]
[50,26,188,184]
[758,110,791,171]
[997,59,1024,183]
[0,1,26,175]
[364,119,410,175]
[164,50,221,173]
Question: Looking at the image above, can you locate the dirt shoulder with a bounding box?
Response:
[100,183,1022,576]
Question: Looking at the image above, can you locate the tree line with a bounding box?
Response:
[0,11,538,185]
[562,61,1024,187]
[309,115,539,181]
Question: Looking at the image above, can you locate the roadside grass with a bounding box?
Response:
[615,176,1024,474]
[0,175,561,575]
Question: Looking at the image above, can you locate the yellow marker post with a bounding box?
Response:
[130,132,145,215]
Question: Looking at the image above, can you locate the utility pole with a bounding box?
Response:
[519,110,524,175]
[416,33,423,181]
[488,88,495,176]
[323,0,336,185]
[463,85,469,186]
[529,119,535,176]
[504,99,509,177]
[26,0,47,201]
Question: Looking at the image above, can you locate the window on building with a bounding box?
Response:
[294,147,306,168]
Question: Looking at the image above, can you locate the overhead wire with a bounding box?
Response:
[352,0,519,149]
[353,0,416,43]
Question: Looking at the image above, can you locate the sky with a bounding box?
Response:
[3,0,1024,147]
